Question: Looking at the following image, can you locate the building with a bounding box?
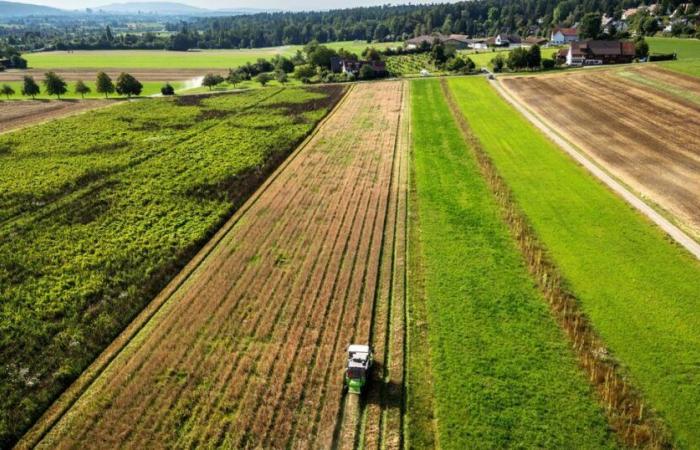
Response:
[443,34,471,49]
[331,57,387,76]
[566,40,636,66]
[524,36,548,46]
[405,34,444,49]
[494,34,522,46]
[550,27,578,44]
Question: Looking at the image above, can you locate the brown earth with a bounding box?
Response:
[0,100,113,134]
[21,80,408,449]
[0,68,224,83]
[502,67,700,240]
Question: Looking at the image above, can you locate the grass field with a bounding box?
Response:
[23,41,401,70]
[0,80,184,99]
[449,77,700,448]
[648,37,700,77]
[0,86,345,447]
[408,78,615,448]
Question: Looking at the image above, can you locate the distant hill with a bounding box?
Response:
[94,2,209,14]
[0,0,68,16]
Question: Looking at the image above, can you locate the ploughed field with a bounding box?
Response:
[0,100,111,134]
[22,81,408,449]
[502,66,700,240]
[0,86,345,447]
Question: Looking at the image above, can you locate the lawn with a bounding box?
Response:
[648,37,700,77]
[448,77,700,449]
[408,78,616,449]
[23,41,402,70]
[0,85,345,447]
[0,80,184,100]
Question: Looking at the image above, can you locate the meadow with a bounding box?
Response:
[23,41,402,70]
[407,78,615,448]
[448,77,700,448]
[648,37,700,77]
[0,85,344,447]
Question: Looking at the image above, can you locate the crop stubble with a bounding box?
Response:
[502,68,700,240]
[30,81,406,449]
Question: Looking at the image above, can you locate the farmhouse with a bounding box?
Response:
[566,40,636,66]
[550,27,578,44]
[405,34,442,49]
[405,34,472,49]
[494,34,522,46]
[330,57,386,76]
[524,36,548,46]
[443,34,471,49]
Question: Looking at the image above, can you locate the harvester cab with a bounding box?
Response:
[345,344,373,394]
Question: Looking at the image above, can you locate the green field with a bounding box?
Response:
[0,80,184,100]
[23,41,401,70]
[648,37,700,76]
[448,77,700,448]
[408,78,615,448]
[0,85,344,447]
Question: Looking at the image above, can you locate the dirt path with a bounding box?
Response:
[19,81,408,449]
[0,100,113,134]
[493,78,700,260]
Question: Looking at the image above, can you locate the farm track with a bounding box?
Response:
[24,80,407,449]
[0,99,113,134]
[501,68,700,243]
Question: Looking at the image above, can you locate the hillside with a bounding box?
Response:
[0,0,67,16]
[94,1,207,14]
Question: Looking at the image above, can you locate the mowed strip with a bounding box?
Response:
[30,81,406,449]
[501,68,700,240]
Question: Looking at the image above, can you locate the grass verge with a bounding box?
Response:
[408,78,616,448]
[448,76,700,449]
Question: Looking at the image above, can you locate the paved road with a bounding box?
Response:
[492,78,700,261]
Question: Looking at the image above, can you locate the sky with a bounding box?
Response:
[26,0,451,12]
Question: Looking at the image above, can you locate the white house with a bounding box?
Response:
[550,27,578,44]
[494,34,521,46]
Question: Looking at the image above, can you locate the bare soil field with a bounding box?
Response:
[502,67,700,240]
[0,99,112,134]
[0,68,223,83]
[20,81,408,449]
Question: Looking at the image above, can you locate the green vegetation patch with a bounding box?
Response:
[0,85,345,447]
[648,37,700,77]
[448,77,700,448]
[408,78,615,449]
[0,81,183,100]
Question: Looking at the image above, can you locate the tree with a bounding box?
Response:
[202,73,224,90]
[579,13,602,39]
[1,84,14,99]
[161,83,175,96]
[96,72,115,98]
[21,76,40,99]
[635,37,649,58]
[293,64,316,82]
[43,72,67,99]
[115,72,143,98]
[227,70,243,88]
[491,54,505,72]
[74,80,91,99]
[306,45,338,69]
[359,64,375,80]
[527,45,542,68]
[362,47,381,62]
[275,70,288,85]
[255,72,272,86]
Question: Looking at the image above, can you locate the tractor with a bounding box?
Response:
[344,344,373,394]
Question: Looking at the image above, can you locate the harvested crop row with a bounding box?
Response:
[27,81,407,449]
[501,68,700,240]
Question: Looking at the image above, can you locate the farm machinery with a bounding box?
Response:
[345,344,373,394]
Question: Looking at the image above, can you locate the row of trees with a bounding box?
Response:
[0,72,144,100]
[3,0,697,52]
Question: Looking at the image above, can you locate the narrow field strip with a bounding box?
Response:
[448,77,700,448]
[26,81,405,449]
[408,78,616,449]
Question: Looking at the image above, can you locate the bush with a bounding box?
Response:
[161,83,176,95]
[648,53,676,61]
[542,59,556,70]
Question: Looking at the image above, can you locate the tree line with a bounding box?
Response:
[2,0,698,52]
[0,72,145,100]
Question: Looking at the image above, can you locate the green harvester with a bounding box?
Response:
[344,344,373,394]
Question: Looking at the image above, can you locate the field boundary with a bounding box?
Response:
[494,78,700,260]
[441,78,672,448]
[16,84,354,450]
